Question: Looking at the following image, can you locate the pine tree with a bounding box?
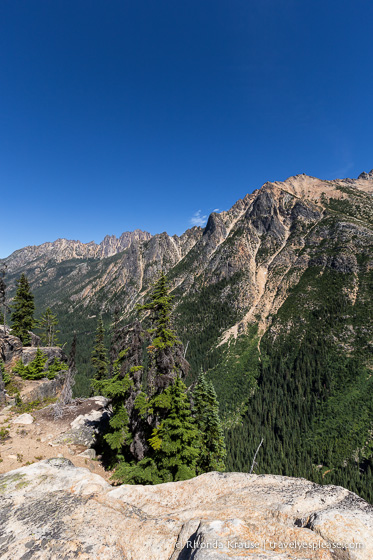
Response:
[193,371,226,473]
[0,264,9,333]
[23,348,48,379]
[37,307,60,346]
[137,272,189,396]
[114,376,200,484]
[91,316,109,381]
[0,360,5,404]
[11,274,35,345]
[148,376,200,482]
[101,273,197,485]
[93,350,135,455]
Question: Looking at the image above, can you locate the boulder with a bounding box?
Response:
[28,331,41,347]
[0,333,22,366]
[78,448,96,459]
[12,413,34,425]
[23,371,68,403]
[53,396,110,447]
[0,463,372,560]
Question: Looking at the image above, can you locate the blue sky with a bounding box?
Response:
[1,0,372,258]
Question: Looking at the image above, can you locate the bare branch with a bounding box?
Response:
[249,438,263,474]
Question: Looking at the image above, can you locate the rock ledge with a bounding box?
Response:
[0,462,372,559]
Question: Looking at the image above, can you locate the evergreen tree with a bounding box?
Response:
[93,350,136,455]
[10,274,35,345]
[37,307,60,346]
[23,348,48,379]
[148,376,200,481]
[0,264,9,332]
[137,272,189,395]
[91,316,109,381]
[193,371,226,473]
[0,360,5,404]
[100,273,198,485]
[114,376,200,484]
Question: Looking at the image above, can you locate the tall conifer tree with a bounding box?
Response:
[193,371,226,473]
[0,360,6,404]
[37,307,60,346]
[0,264,9,332]
[11,274,35,345]
[91,316,109,381]
[101,273,196,484]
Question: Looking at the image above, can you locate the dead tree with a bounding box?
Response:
[249,438,264,474]
[53,333,77,418]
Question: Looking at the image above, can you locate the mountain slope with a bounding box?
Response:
[2,169,373,501]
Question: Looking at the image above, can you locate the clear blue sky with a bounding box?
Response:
[1,0,372,258]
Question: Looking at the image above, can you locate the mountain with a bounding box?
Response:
[2,169,373,501]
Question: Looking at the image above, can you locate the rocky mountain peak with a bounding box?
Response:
[358,169,373,180]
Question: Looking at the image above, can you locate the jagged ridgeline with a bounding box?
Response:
[2,171,373,501]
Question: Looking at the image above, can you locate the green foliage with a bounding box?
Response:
[37,307,60,346]
[0,427,10,442]
[13,396,57,414]
[16,348,48,380]
[12,349,67,380]
[101,277,223,486]
[46,357,68,378]
[138,273,180,351]
[12,359,27,377]
[226,264,373,503]
[146,377,200,481]
[91,316,109,383]
[93,351,136,453]
[11,274,35,345]
[193,371,226,473]
[0,361,11,385]
[114,377,200,484]
[174,273,243,378]
[207,326,260,424]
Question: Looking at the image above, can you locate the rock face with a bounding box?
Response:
[0,332,22,367]
[2,229,153,272]
[23,371,67,404]
[53,396,110,447]
[0,462,371,560]
[0,329,70,406]
[21,346,67,367]
[2,171,371,329]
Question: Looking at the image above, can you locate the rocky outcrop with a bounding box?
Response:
[23,371,67,404]
[0,463,371,560]
[0,329,67,372]
[2,230,153,273]
[21,346,67,367]
[0,332,22,367]
[0,329,70,405]
[53,396,110,447]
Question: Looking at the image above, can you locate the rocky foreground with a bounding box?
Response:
[0,460,372,560]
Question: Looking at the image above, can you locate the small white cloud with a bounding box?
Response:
[190,210,208,227]
[212,208,220,212]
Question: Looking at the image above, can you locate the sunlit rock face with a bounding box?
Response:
[0,461,372,560]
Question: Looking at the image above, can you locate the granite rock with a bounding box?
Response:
[0,463,371,560]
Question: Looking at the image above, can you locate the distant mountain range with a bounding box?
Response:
[2,169,373,502]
